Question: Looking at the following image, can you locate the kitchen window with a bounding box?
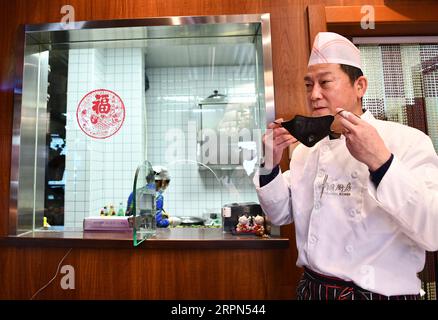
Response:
[10,14,275,242]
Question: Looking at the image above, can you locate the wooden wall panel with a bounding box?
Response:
[0,1,16,237]
[325,3,438,36]
[324,0,384,4]
[0,247,294,299]
[326,4,438,24]
[307,5,327,48]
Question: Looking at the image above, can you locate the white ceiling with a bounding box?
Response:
[145,43,257,67]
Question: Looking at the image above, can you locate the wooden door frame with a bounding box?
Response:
[307,3,438,47]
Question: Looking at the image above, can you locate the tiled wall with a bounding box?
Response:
[145,66,260,218]
[65,51,262,227]
[65,48,145,229]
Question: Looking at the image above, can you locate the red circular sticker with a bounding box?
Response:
[76,89,125,139]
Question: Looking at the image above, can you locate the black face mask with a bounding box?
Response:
[280,115,336,147]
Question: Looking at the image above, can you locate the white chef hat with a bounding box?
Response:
[308,32,362,70]
[153,166,170,180]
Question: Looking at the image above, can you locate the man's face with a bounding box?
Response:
[304,64,362,117]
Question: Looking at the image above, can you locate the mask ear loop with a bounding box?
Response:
[271,121,299,144]
[331,109,361,137]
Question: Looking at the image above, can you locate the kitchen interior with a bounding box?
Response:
[16,17,272,242]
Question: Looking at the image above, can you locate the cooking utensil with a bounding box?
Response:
[178,216,205,226]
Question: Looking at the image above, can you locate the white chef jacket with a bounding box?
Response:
[254,110,438,296]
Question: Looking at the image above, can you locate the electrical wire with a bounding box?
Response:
[30,248,73,300]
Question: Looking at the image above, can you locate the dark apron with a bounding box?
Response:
[297,267,420,300]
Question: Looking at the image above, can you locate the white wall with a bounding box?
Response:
[65,48,145,229]
[145,65,260,218]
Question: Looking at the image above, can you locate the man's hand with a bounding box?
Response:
[262,118,297,171]
[336,108,391,171]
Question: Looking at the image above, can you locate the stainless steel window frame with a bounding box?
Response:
[10,14,275,235]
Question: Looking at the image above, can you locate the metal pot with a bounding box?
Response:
[178,216,205,226]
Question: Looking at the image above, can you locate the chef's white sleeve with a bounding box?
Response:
[367,134,438,251]
[253,168,293,226]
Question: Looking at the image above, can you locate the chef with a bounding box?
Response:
[254,32,438,300]
[126,166,170,228]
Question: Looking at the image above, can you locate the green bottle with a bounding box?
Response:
[117,202,125,216]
